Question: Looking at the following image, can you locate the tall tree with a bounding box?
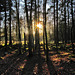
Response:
[67,0,70,43]
[35,0,38,53]
[64,0,67,45]
[15,0,21,54]
[71,0,75,54]
[24,0,32,56]
[5,0,7,46]
[43,0,49,61]
[0,12,1,42]
[24,15,26,51]
[56,0,58,47]
[38,0,40,55]
[30,0,34,52]
[15,0,18,43]
[54,0,56,43]
[9,0,12,45]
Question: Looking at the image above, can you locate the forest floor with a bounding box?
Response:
[0,44,75,75]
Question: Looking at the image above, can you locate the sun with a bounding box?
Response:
[37,23,42,29]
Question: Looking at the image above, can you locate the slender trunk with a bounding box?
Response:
[9,0,12,45]
[24,16,26,51]
[64,0,67,45]
[38,0,40,55]
[56,0,58,47]
[54,0,55,44]
[0,12,1,42]
[15,0,18,44]
[15,0,21,54]
[16,22,18,42]
[18,0,21,42]
[5,0,7,46]
[67,2,70,43]
[62,0,64,43]
[35,0,38,52]
[43,1,45,51]
[71,0,75,54]
[30,0,34,51]
[24,0,32,56]
[43,0,49,61]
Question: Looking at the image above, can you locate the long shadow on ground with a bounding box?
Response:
[21,55,44,75]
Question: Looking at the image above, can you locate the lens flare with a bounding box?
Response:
[37,23,42,28]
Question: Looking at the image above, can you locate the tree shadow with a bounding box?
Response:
[57,60,75,75]
[21,54,44,75]
[0,52,28,75]
[46,57,57,75]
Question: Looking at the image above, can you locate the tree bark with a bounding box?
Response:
[71,0,75,54]
[24,0,32,56]
[54,0,56,44]
[9,0,12,45]
[43,0,49,61]
[56,0,58,47]
[5,0,7,46]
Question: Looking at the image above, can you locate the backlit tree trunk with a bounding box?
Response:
[9,0,12,45]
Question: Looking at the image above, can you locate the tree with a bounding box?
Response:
[71,0,75,54]
[38,0,40,55]
[15,0,21,54]
[67,0,70,43]
[35,0,39,54]
[54,0,56,44]
[5,0,7,46]
[9,0,12,45]
[56,0,58,48]
[30,0,34,53]
[24,0,32,56]
[43,0,49,61]
[64,0,67,45]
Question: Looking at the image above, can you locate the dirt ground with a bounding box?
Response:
[0,44,75,75]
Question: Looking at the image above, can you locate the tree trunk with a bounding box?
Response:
[67,1,70,43]
[0,12,1,42]
[30,0,34,52]
[43,0,49,61]
[15,0,21,54]
[15,0,18,44]
[24,0,32,56]
[24,16,26,51]
[64,0,67,45]
[54,0,56,44]
[56,0,58,48]
[9,0,12,45]
[5,0,7,46]
[38,0,40,55]
[71,0,75,54]
[35,0,38,53]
